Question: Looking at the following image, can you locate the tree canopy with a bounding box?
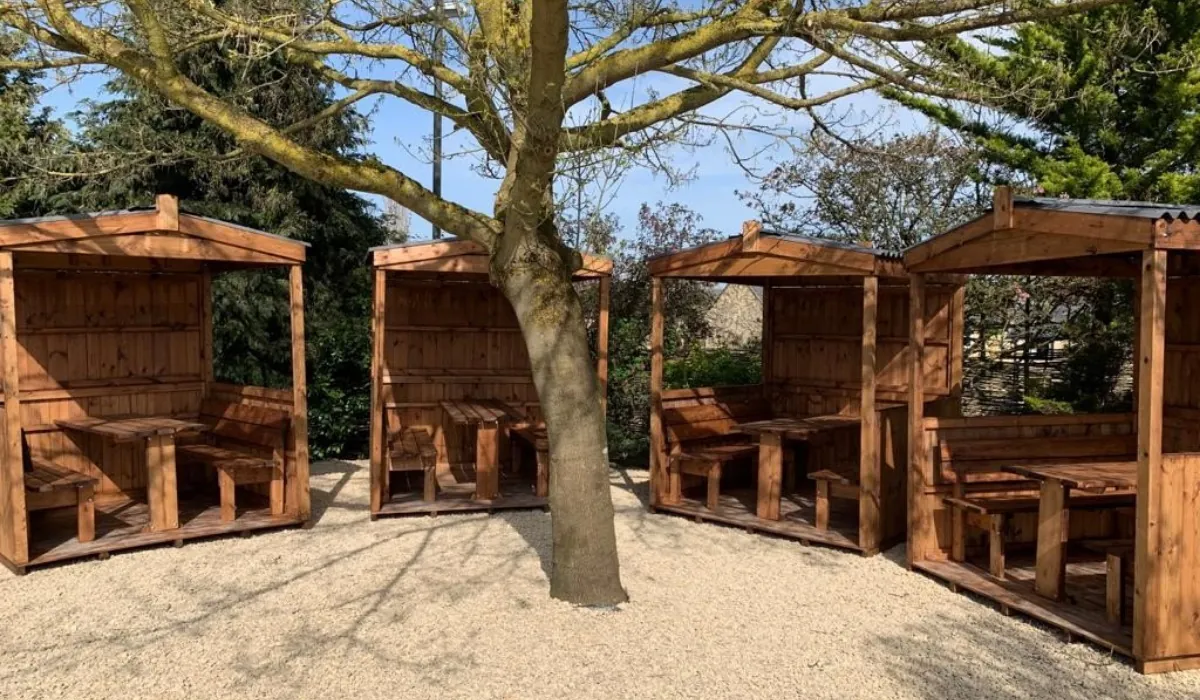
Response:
[892,0,1200,201]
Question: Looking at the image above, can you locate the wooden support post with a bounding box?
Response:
[218,467,236,523]
[155,193,180,231]
[270,448,285,516]
[475,424,500,500]
[993,186,1014,230]
[762,281,773,390]
[859,275,880,552]
[199,269,213,396]
[369,268,387,514]
[0,251,28,564]
[76,484,95,543]
[1034,480,1069,600]
[757,433,782,520]
[597,276,610,417]
[815,480,830,531]
[147,435,180,532]
[1106,552,1126,625]
[288,265,311,521]
[534,449,549,499]
[949,284,965,411]
[1134,248,1166,658]
[907,273,929,567]
[706,464,722,512]
[649,277,665,507]
[988,515,1006,579]
[741,219,762,252]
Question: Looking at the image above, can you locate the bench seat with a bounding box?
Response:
[808,469,859,531]
[1082,539,1134,625]
[388,426,438,501]
[511,425,549,498]
[177,444,273,471]
[178,399,289,522]
[25,457,99,543]
[943,491,1135,579]
[26,459,98,492]
[663,397,770,512]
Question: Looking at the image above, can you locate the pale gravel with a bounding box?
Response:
[1,461,1198,700]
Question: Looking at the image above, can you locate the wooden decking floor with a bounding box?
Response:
[379,469,547,517]
[26,492,301,568]
[916,557,1133,657]
[656,487,861,552]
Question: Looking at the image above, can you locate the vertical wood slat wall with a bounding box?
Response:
[761,279,961,552]
[903,190,1200,672]
[15,271,204,502]
[648,243,965,554]
[0,268,309,566]
[380,278,542,469]
[368,244,612,514]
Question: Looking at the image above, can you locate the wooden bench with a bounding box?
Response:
[939,434,1136,578]
[663,398,771,512]
[387,412,438,502]
[25,457,99,543]
[808,469,859,531]
[510,424,550,498]
[1082,539,1133,625]
[178,399,289,522]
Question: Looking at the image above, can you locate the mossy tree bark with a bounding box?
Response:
[496,231,626,604]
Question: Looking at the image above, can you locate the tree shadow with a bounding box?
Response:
[865,609,1196,699]
[308,458,362,524]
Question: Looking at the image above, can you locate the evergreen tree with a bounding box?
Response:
[62,45,388,458]
[892,0,1200,201]
[0,37,67,218]
[883,3,1199,412]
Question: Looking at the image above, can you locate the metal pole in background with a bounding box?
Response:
[431,12,444,239]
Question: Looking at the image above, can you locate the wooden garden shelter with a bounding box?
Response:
[648,222,964,554]
[906,187,1200,673]
[368,238,611,518]
[0,195,310,573]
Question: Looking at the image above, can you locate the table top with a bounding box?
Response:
[56,415,208,443]
[440,399,528,426]
[1002,461,1137,493]
[735,415,861,439]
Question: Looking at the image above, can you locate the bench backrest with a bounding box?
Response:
[939,433,1136,482]
[664,399,771,447]
[199,399,290,452]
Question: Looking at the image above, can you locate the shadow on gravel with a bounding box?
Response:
[872,615,1161,699]
[308,459,363,524]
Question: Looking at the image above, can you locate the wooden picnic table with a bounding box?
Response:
[1002,460,1137,600]
[440,400,529,500]
[56,415,208,532]
[735,415,862,521]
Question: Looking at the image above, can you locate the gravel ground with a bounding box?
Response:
[1,460,1198,700]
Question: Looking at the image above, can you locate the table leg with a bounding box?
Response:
[757,433,783,520]
[1034,479,1069,600]
[146,434,180,532]
[475,423,500,501]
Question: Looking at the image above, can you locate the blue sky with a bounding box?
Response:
[37,54,920,242]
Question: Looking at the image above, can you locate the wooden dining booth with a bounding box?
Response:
[0,195,311,573]
[648,222,964,554]
[368,238,611,518]
[906,187,1200,673]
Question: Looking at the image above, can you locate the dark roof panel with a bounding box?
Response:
[1013,196,1200,221]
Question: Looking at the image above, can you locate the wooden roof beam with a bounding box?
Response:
[741,220,762,252]
[155,194,179,231]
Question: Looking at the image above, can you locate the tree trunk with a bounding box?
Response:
[496,239,627,606]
